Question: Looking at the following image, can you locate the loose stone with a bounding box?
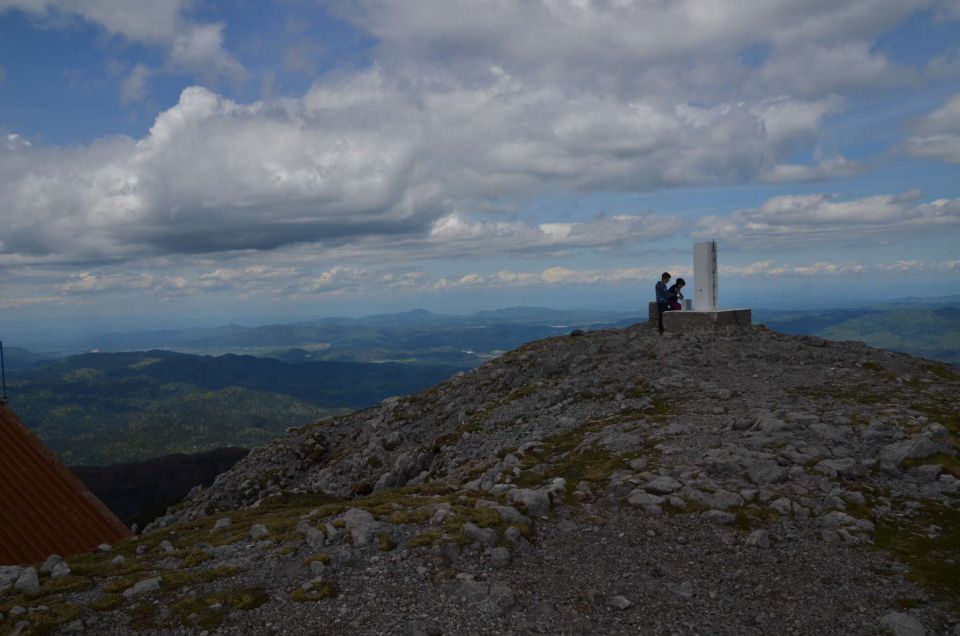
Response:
[645,476,682,495]
[607,595,632,610]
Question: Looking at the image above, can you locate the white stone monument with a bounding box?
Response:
[693,240,718,311]
[661,239,752,332]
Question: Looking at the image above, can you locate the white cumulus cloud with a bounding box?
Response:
[169,23,245,81]
[0,71,856,262]
[906,94,960,163]
[695,191,960,247]
[427,213,682,256]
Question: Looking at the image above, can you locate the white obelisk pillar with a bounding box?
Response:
[693,240,718,311]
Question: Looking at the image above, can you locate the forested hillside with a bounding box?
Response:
[6,350,461,465]
[758,303,960,365]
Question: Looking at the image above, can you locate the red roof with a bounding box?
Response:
[0,402,131,565]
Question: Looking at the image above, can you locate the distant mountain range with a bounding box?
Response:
[18,306,641,361]
[12,301,958,367]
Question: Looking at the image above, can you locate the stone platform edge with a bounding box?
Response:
[662,308,752,332]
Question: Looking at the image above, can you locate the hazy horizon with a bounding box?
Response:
[4,288,959,350]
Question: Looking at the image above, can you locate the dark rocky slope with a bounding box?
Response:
[1,322,958,635]
[72,448,250,527]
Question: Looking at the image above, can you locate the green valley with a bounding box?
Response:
[6,350,461,465]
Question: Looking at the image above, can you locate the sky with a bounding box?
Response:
[1,1,959,342]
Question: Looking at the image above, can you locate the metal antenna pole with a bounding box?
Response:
[0,340,7,403]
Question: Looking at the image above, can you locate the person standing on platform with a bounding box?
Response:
[655,272,671,334]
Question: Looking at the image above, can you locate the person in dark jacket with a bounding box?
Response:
[667,277,685,311]
[655,272,671,333]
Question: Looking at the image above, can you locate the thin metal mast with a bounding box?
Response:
[0,340,7,403]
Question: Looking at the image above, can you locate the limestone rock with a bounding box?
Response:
[674,580,695,599]
[492,505,529,525]
[879,612,926,636]
[211,517,232,533]
[746,530,770,548]
[543,477,567,504]
[463,522,497,548]
[507,489,551,517]
[299,522,326,549]
[607,595,632,610]
[645,476,682,495]
[338,508,381,546]
[39,555,63,575]
[0,566,23,589]
[879,436,952,467]
[14,568,39,594]
[489,546,511,568]
[627,490,665,509]
[122,577,161,599]
[748,462,788,485]
[485,583,516,617]
[430,508,451,526]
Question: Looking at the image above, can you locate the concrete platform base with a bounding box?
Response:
[662,308,752,332]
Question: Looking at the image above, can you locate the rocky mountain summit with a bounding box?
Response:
[2,321,959,635]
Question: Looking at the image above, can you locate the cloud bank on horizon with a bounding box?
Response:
[0,0,958,325]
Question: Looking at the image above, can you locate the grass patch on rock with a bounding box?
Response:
[923,362,960,382]
[862,361,896,381]
[40,575,94,595]
[0,598,83,635]
[901,454,960,479]
[872,500,960,612]
[102,573,152,595]
[909,401,960,438]
[801,384,886,407]
[377,532,397,552]
[733,505,780,531]
[160,566,245,590]
[513,413,660,494]
[441,505,509,545]
[304,553,331,566]
[179,549,214,568]
[389,507,435,525]
[68,552,146,578]
[87,593,123,611]
[165,587,269,630]
[406,529,444,549]
[506,383,539,401]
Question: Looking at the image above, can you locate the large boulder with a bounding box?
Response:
[338,508,382,546]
